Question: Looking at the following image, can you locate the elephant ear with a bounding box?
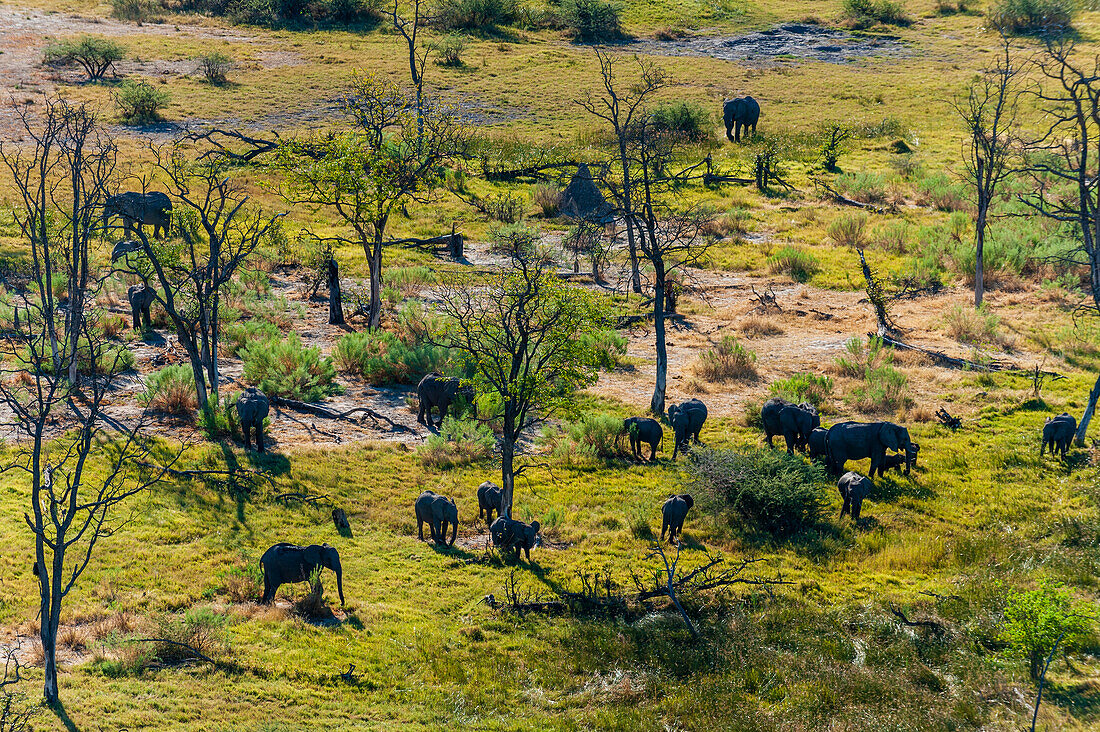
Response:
[682,494,695,509]
[303,545,322,564]
[529,520,540,538]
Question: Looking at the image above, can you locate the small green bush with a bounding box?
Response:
[694,335,758,383]
[767,246,819,282]
[241,334,339,402]
[835,171,889,204]
[532,184,562,218]
[150,607,230,665]
[541,411,627,464]
[649,102,712,142]
[561,0,624,41]
[768,373,834,409]
[20,339,135,377]
[833,335,891,378]
[989,0,1075,35]
[916,173,968,212]
[222,318,281,357]
[335,329,451,385]
[111,0,159,21]
[1001,580,1092,679]
[436,0,518,28]
[943,304,1007,348]
[114,79,170,125]
[196,51,235,83]
[419,416,496,469]
[43,36,126,80]
[827,212,869,249]
[843,0,910,26]
[141,364,197,417]
[432,34,467,67]
[687,446,827,535]
[847,364,909,414]
[577,329,627,370]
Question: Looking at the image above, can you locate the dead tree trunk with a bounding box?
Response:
[327,257,344,326]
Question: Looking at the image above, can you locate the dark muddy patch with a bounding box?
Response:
[632,22,907,65]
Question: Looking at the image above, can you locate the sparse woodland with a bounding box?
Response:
[3,0,1100,728]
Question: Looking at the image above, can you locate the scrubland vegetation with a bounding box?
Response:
[4,0,1100,726]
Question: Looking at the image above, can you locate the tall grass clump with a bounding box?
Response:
[240,334,339,401]
[541,412,627,464]
[916,173,968,212]
[560,0,624,41]
[843,0,911,26]
[222,318,281,357]
[767,246,819,282]
[694,335,758,382]
[141,364,197,417]
[419,416,496,469]
[150,608,230,666]
[768,373,834,409]
[687,446,827,535]
[827,212,868,248]
[989,0,1075,35]
[532,184,562,217]
[834,337,909,413]
[335,330,450,384]
[835,172,889,204]
[943,304,1009,348]
[649,102,712,142]
[435,0,518,29]
[578,329,627,369]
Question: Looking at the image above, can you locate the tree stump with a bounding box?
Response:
[327,257,344,326]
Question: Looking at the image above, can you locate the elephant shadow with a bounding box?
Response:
[243,450,291,476]
[140,330,167,346]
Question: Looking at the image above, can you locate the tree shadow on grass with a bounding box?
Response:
[48,700,79,732]
[1043,678,1100,724]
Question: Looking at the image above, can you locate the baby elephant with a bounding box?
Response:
[838,471,873,520]
[490,516,541,561]
[623,417,662,462]
[415,490,458,546]
[236,387,270,452]
[882,443,919,474]
[661,493,694,542]
[477,481,507,524]
[807,427,828,462]
[127,284,156,331]
[1042,413,1077,457]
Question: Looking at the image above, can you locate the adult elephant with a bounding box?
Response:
[490,516,541,561]
[415,490,458,546]
[761,398,820,454]
[127,284,155,331]
[723,96,760,143]
[1041,413,1077,457]
[416,373,475,429]
[477,481,506,524]
[661,494,694,542]
[668,398,708,459]
[260,542,344,606]
[623,417,662,462]
[825,421,912,477]
[103,191,172,239]
[236,387,270,453]
[838,471,873,520]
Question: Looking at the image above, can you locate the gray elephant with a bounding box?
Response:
[259,542,344,606]
[623,417,662,462]
[103,191,172,239]
[477,481,506,524]
[489,516,541,561]
[127,284,155,331]
[110,239,144,262]
[825,420,912,477]
[723,96,760,143]
[236,387,271,453]
[668,398,708,459]
[838,471,873,520]
[807,427,829,461]
[1041,413,1076,457]
[661,493,694,542]
[416,373,475,429]
[882,443,920,474]
[415,490,458,546]
[761,398,820,454]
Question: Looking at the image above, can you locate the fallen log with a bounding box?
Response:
[388,228,464,258]
[817,179,887,213]
[616,313,688,327]
[269,395,415,434]
[875,334,1012,371]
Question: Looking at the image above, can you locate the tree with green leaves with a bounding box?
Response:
[431,237,611,514]
[274,73,463,329]
[1001,580,1092,680]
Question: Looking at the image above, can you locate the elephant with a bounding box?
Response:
[489,516,541,561]
[1041,413,1077,457]
[477,481,507,524]
[807,427,829,461]
[882,443,920,474]
[260,542,344,606]
[236,387,270,453]
[661,493,694,542]
[668,398,708,459]
[623,417,663,462]
[103,191,172,239]
[825,421,912,477]
[415,490,458,546]
[110,239,144,262]
[127,284,155,331]
[723,96,760,143]
[761,398,820,454]
[838,471,873,520]
[416,373,475,429]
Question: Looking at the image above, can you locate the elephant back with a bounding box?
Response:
[237,387,270,420]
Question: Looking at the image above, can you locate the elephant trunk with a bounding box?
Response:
[449,520,457,546]
[335,566,345,606]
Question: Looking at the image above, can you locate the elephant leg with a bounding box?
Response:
[256,425,265,453]
[784,433,795,455]
[417,400,427,425]
[142,304,152,329]
[765,432,774,449]
[661,521,668,540]
[852,501,862,521]
[131,303,141,331]
[840,496,850,517]
[242,425,252,451]
[735,122,742,142]
[262,575,275,603]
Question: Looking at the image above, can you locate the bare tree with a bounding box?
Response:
[0,97,116,385]
[577,50,667,295]
[953,29,1021,308]
[430,246,609,514]
[114,142,278,412]
[1021,40,1100,445]
[391,0,430,132]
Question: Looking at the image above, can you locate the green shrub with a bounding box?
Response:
[687,446,827,535]
[694,335,758,382]
[386,266,436,297]
[843,0,910,26]
[241,334,339,402]
[199,392,242,441]
[150,607,230,665]
[989,0,1075,35]
[532,184,562,217]
[833,335,891,378]
[916,173,968,212]
[222,318,281,357]
[1001,580,1092,679]
[542,411,627,464]
[196,51,234,83]
[20,339,135,376]
[835,171,889,204]
[114,79,170,125]
[847,364,909,414]
[577,329,627,370]
[561,0,624,41]
[768,373,834,409]
[335,329,451,385]
[649,102,712,142]
[436,0,518,28]
[767,246,819,282]
[419,416,496,469]
[141,364,197,417]
[827,212,868,249]
[111,0,159,21]
[43,36,126,80]
[432,34,467,67]
[943,304,1006,347]
[228,0,275,22]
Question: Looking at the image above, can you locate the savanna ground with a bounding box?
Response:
[3,0,1100,726]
